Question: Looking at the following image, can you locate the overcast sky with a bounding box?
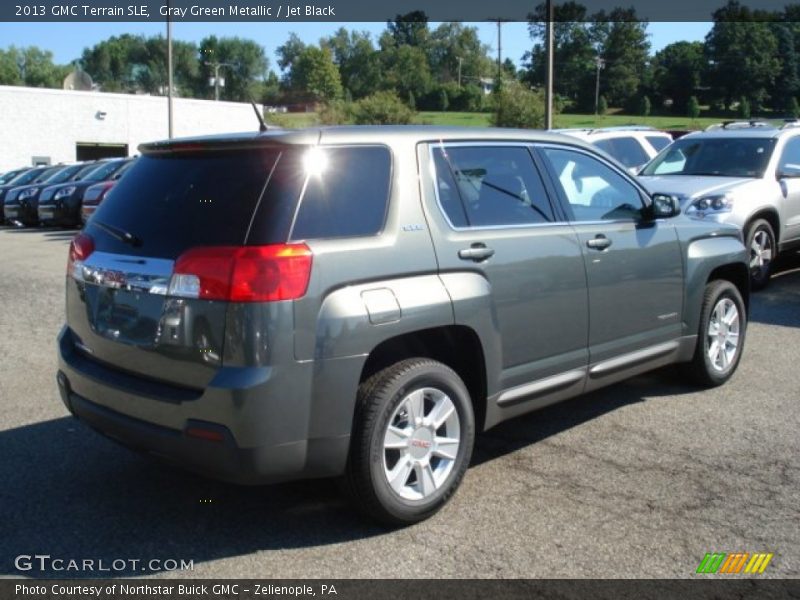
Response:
[0,21,712,74]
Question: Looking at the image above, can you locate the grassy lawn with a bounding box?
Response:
[267,110,726,131]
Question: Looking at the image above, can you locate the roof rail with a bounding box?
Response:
[705,120,774,131]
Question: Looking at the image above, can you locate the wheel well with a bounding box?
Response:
[708,263,750,312]
[747,209,781,246]
[360,326,487,430]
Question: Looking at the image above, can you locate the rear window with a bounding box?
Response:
[646,135,671,152]
[593,137,650,168]
[88,150,284,258]
[90,145,392,258]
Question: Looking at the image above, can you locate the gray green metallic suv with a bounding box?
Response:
[57,126,749,525]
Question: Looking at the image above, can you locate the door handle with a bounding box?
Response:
[586,235,612,251]
[458,243,495,262]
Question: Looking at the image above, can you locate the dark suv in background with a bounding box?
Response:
[57,127,749,525]
[0,166,54,224]
[3,163,99,227]
[39,158,134,228]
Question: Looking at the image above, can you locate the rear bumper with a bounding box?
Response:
[57,326,352,484]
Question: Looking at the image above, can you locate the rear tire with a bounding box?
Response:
[343,358,475,526]
[685,280,746,387]
[746,219,776,291]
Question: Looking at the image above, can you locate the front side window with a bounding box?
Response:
[432,145,555,228]
[778,137,800,176]
[541,147,644,222]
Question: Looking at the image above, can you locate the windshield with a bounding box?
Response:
[85,160,126,182]
[5,168,45,187]
[0,169,24,185]
[34,167,64,183]
[46,165,84,185]
[641,137,776,177]
[71,163,100,181]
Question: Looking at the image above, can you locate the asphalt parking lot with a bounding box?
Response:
[0,226,798,579]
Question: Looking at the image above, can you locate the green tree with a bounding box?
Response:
[0,49,22,85]
[427,22,492,85]
[492,80,549,128]
[739,96,751,118]
[704,2,778,110]
[790,97,800,119]
[598,95,608,115]
[197,36,269,102]
[639,95,651,117]
[285,46,342,102]
[387,11,429,48]
[687,95,701,120]
[524,2,595,105]
[380,41,432,101]
[320,28,382,99]
[590,9,650,109]
[351,91,416,124]
[770,24,800,113]
[81,34,148,91]
[652,41,705,114]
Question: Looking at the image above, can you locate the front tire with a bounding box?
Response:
[344,358,475,526]
[746,219,776,291]
[685,280,746,387]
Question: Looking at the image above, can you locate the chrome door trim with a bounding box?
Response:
[496,368,586,407]
[589,340,680,378]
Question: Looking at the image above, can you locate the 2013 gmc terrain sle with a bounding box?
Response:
[57,126,749,525]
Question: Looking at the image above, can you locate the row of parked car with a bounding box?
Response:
[0,157,135,229]
[561,121,800,289]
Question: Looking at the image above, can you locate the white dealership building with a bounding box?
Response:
[0,85,264,172]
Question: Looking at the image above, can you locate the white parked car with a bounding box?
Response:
[556,126,673,174]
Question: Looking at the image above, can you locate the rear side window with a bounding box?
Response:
[89,150,284,258]
[290,146,391,240]
[646,135,671,152]
[432,145,555,227]
[593,137,650,168]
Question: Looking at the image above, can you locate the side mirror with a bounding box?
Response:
[649,194,681,219]
[776,164,800,180]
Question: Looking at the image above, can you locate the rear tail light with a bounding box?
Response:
[67,232,95,275]
[169,243,313,302]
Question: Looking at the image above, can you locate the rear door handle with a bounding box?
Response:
[458,244,495,262]
[586,235,612,251]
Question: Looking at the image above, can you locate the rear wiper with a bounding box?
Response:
[92,220,142,247]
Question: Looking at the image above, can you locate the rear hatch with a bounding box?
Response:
[66,141,310,390]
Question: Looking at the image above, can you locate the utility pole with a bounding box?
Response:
[594,56,605,115]
[166,0,174,138]
[544,0,554,129]
[457,56,463,88]
[205,62,233,101]
[497,20,502,80]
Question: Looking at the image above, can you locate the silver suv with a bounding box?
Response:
[57,126,748,525]
[639,121,800,289]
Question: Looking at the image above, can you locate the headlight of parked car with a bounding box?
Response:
[19,188,38,200]
[685,193,734,217]
[54,186,76,200]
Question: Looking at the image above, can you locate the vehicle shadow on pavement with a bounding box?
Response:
[749,250,800,328]
[0,416,383,578]
[1,227,76,241]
